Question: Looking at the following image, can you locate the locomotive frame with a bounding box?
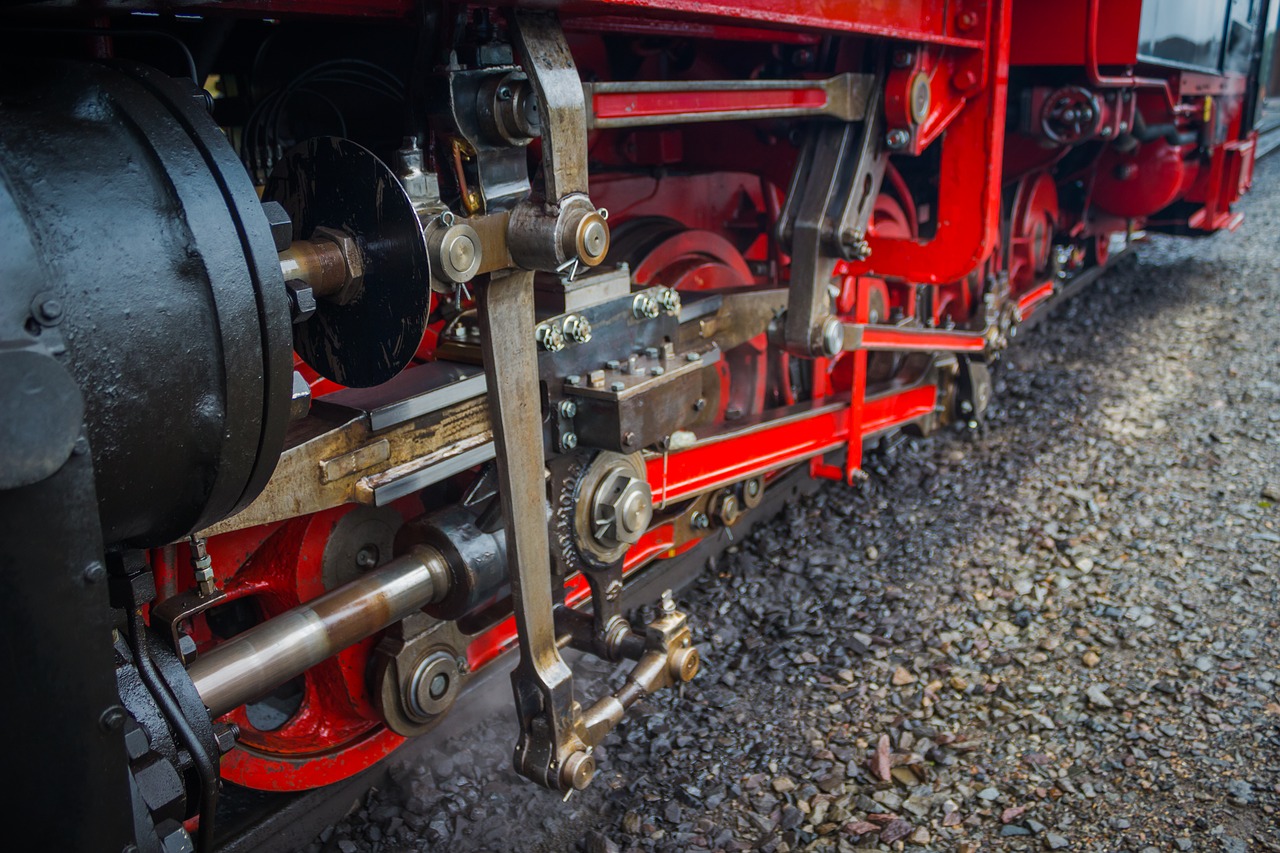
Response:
[0,1,1270,850]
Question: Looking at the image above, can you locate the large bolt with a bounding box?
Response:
[309,226,365,304]
[594,474,653,546]
[429,221,482,285]
[406,651,461,720]
[563,205,610,268]
[536,323,566,352]
[711,490,740,526]
[655,287,681,314]
[562,314,592,343]
[632,292,660,320]
[37,299,63,323]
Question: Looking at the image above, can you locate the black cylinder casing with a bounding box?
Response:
[397,506,509,621]
[0,61,292,545]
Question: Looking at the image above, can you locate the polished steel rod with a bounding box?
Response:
[187,545,449,717]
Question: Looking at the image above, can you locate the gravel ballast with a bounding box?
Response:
[314,155,1280,853]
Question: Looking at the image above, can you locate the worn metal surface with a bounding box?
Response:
[0,60,292,545]
[197,381,492,538]
[476,268,586,790]
[511,11,590,202]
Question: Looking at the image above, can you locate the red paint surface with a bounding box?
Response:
[594,87,827,120]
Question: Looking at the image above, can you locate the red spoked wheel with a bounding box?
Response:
[153,503,414,791]
[1006,171,1059,297]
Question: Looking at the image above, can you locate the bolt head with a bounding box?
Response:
[446,233,476,273]
[158,821,194,853]
[355,544,379,569]
[99,706,126,732]
[669,645,700,682]
[559,399,578,419]
[562,314,592,343]
[821,316,846,356]
[580,218,608,261]
[595,475,653,545]
[83,561,106,584]
[536,323,566,352]
[561,749,596,791]
[885,128,911,150]
[632,293,660,320]
[656,287,681,314]
[610,380,626,392]
[560,431,578,452]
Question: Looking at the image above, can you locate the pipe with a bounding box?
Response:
[187,545,450,718]
[1084,0,1190,115]
[1130,111,1199,146]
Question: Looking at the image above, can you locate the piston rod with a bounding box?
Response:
[186,544,451,718]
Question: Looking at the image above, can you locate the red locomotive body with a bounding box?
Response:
[0,0,1269,849]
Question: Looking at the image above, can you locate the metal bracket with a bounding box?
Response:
[507,12,609,273]
[478,268,701,791]
[477,269,588,790]
[778,76,887,357]
[510,11,589,201]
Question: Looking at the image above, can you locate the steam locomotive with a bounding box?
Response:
[0,1,1269,849]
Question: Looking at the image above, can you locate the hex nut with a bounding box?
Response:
[632,292,660,320]
[310,226,364,304]
[562,314,592,344]
[285,280,317,324]
[656,287,681,314]
[536,323,567,352]
[260,200,294,252]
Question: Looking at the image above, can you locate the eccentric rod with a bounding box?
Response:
[187,545,451,718]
